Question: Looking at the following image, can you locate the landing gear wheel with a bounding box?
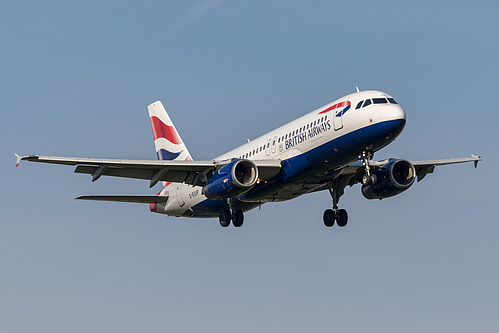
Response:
[323,209,335,227]
[219,210,231,227]
[232,210,244,227]
[336,209,348,227]
[362,174,377,186]
[325,178,349,228]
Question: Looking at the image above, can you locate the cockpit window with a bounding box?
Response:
[362,99,372,108]
[387,98,398,104]
[355,101,363,109]
[372,97,388,104]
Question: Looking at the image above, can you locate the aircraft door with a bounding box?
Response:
[176,184,185,207]
[271,136,277,154]
[266,139,272,156]
[333,98,348,131]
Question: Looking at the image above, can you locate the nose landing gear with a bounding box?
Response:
[360,149,376,186]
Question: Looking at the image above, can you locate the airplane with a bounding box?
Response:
[15,90,481,228]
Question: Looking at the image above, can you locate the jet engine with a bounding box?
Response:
[203,159,258,199]
[361,159,416,200]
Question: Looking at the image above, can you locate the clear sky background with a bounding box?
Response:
[1,0,497,332]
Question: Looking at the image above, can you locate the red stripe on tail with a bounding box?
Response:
[150,116,182,145]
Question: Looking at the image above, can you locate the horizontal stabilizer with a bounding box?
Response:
[75,195,168,204]
[14,153,22,167]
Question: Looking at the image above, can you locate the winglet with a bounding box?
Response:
[471,154,481,168]
[14,153,22,167]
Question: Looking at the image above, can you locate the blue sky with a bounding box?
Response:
[1,0,497,332]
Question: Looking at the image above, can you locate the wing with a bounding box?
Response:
[15,154,282,187]
[339,154,482,182]
[409,155,482,181]
[310,154,482,195]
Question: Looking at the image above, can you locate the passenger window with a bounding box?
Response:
[356,101,363,109]
[372,97,388,104]
[387,98,398,104]
[363,99,372,108]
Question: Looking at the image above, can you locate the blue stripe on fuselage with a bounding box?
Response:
[280,118,406,181]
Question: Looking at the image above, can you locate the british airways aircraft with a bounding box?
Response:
[15,90,481,227]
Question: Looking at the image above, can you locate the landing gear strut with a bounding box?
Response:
[324,179,348,227]
[360,149,376,186]
[219,198,244,227]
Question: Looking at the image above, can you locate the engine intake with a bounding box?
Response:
[203,159,258,199]
[362,159,415,200]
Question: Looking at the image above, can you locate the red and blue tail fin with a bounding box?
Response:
[148,101,192,162]
[148,101,192,191]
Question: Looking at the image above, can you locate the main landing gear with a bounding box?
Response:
[323,149,373,228]
[323,208,348,227]
[219,198,244,227]
[324,179,348,227]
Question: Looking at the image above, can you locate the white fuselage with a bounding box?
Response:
[154,90,406,217]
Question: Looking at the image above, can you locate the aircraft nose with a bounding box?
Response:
[381,104,406,122]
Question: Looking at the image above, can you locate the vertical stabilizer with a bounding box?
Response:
[148,101,193,161]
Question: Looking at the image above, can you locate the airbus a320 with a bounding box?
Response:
[15,90,481,228]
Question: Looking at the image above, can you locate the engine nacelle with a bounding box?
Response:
[203,159,258,200]
[362,159,416,200]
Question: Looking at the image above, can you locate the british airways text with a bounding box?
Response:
[285,120,331,149]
